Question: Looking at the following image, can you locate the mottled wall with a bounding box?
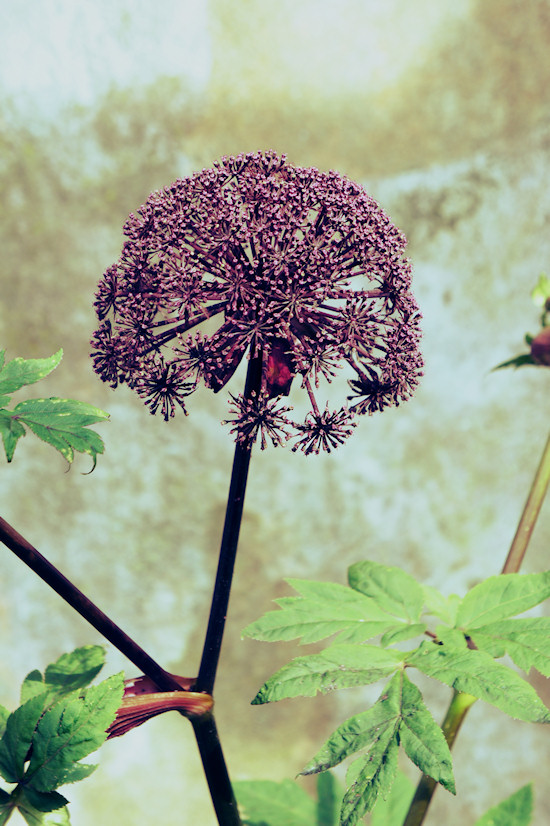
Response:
[1,1,549,824]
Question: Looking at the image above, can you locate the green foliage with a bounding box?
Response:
[473,784,533,826]
[245,561,550,823]
[0,647,123,826]
[235,773,344,826]
[0,349,108,468]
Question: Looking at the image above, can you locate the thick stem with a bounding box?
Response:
[402,428,550,826]
[0,516,182,692]
[401,691,477,826]
[192,713,242,826]
[194,352,263,695]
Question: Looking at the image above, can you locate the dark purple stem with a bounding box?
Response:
[194,350,263,694]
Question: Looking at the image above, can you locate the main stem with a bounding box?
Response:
[194,351,263,695]
[402,428,550,826]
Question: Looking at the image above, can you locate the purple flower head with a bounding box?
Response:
[91,151,422,453]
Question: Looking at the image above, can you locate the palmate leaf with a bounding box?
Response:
[348,561,424,622]
[468,617,550,677]
[407,639,550,723]
[251,645,404,704]
[0,694,49,784]
[473,784,533,826]
[455,572,550,628]
[242,579,423,646]
[301,672,454,796]
[5,398,108,468]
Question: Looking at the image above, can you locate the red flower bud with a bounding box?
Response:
[531,327,550,365]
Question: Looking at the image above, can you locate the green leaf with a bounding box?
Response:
[0,350,62,396]
[407,640,550,722]
[243,579,413,646]
[371,771,414,826]
[379,624,426,647]
[456,573,550,628]
[474,783,533,826]
[301,672,453,794]
[316,772,343,826]
[234,779,316,826]
[8,398,108,468]
[21,647,106,706]
[0,787,14,826]
[348,561,424,622]
[301,677,402,775]
[422,586,461,627]
[531,273,550,308]
[17,791,71,826]
[397,674,455,793]
[0,694,49,783]
[469,617,550,676]
[23,673,124,793]
[0,410,26,462]
[252,645,403,704]
[0,708,8,740]
[492,354,535,371]
[341,734,399,826]
[21,789,68,814]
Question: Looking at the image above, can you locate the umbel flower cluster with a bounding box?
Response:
[91,151,422,454]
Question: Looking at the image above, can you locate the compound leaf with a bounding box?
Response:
[8,398,108,468]
[473,783,533,826]
[252,645,403,704]
[456,573,550,629]
[348,561,424,622]
[407,640,550,723]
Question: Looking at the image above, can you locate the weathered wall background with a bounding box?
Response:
[1,1,549,823]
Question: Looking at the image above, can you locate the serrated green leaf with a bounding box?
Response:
[0,350,62,396]
[407,640,550,722]
[234,779,316,826]
[0,411,26,462]
[17,791,70,826]
[21,789,68,814]
[348,562,424,622]
[456,573,550,628]
[0,709,8,740]
[316,772,343,826]
[301,677,402,775]
[397,674,455,794]
[243,579,405,646]
[9,398,108,469]
[23,673,124,793]
[469,617,550,676]
[0,694,48,783]
[371,771,414,826]
[474,783,533,826]
[341,734,399,826]
[252,645,403,704]
[21,647,106,706]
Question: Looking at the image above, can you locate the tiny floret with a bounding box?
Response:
[91,151,422,453]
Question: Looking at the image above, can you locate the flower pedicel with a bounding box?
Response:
[91,151,422,453]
